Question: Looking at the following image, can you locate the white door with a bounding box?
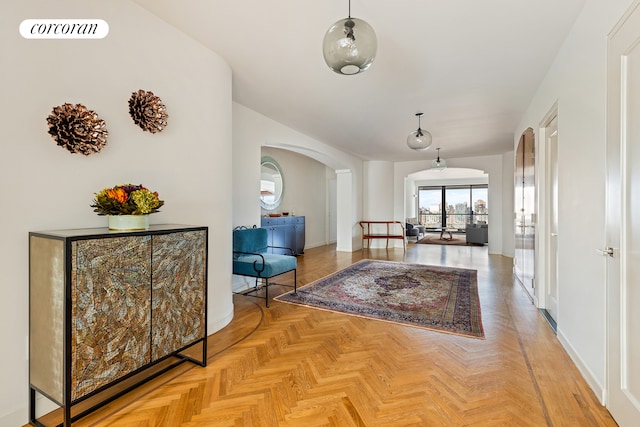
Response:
[545,115,559,321]
[606,1,640,424]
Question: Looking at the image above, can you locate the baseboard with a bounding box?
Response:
[1,393,60,427]
[232,275,255,293]
[557,328,607,405]
[208,306,234,335]
[0,406,27,427]
[3,309,234,427]
[305,241,328,250]
[539,309,557,333]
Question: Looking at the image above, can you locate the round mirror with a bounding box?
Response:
[260,156,284,211]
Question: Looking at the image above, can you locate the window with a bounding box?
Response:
[417,187,442,227]
[417,185,488,229]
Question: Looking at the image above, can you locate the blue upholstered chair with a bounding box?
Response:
[232,227,297,307]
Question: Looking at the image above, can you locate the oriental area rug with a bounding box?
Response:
[275,259,484,338]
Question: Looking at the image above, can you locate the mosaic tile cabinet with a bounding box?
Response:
[28,225,208,427]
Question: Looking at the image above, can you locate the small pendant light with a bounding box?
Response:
[407,113,433,151]
[322,0,377,75]
[432,148,447,170]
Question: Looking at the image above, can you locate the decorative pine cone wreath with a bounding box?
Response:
[128,89,168,133]
[47,103,109,155]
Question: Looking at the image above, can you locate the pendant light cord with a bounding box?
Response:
[416,112,424,136]
[348,0,351,18]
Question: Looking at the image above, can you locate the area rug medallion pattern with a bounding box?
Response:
[275,259,484,338]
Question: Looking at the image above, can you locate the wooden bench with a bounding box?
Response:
[358,221,406,251]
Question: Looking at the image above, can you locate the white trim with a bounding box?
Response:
[558,328,607,405]
[208,307,234,335]
[536,102,559,318]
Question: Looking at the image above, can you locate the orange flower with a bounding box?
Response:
[106,187,128,203]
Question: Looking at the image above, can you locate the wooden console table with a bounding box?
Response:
[358,221,405,251]
[29,224,208,427]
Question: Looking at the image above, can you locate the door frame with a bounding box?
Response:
[537,103,559,324]
[514,128,536,301]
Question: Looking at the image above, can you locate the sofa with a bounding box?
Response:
[466,224,488,244]
[405,222,425,242]
[406,218,426,241]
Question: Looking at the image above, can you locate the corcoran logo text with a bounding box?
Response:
[20,19,109,39]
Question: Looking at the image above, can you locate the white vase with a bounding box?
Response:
[108,215,149,231]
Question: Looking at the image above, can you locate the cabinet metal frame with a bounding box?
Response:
[28,224,208,427]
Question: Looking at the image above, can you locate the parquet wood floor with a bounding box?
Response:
[30,243,618,426]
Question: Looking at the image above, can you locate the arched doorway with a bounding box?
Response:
[406,167,489,242]
[261,145,356,252]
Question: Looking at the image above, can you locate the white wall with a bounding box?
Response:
[261,147,328,249]
[363,161,395,220]
[405,177,417,217]
[0,1,233,424]
[362,161,398,248]
[514,0,635,402]
[232,103,364,251]
[502,151,515,257]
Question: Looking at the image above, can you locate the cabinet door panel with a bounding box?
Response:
[271,226,288,254]
[294,224,305,254]
[151,230,207,360]
[261,217,305,254]
[71,236,152,400]
[30,236,65,404]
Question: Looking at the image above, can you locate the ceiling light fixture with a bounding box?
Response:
[432,148,447,170]
[322,0,377,75]
[407,113,432,151]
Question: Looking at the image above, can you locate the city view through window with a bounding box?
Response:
[418,185,488,230]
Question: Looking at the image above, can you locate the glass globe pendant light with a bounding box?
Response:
[322,0,377,75]
[407,113,433,151]
[432,148,447,170]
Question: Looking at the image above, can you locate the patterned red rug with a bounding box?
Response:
[417,233,482,246]
[275,259,484,338]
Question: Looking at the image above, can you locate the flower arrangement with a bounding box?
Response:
[91,184,164,216]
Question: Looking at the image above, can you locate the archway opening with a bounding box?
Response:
[405,167,489,242]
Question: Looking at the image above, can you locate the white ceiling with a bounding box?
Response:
[133,0,585,162]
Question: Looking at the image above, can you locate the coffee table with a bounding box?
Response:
[440,229,453,240]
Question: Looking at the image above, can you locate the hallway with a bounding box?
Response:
[35,243,617,426]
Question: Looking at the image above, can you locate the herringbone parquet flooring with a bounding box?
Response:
[31,243,618,426]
